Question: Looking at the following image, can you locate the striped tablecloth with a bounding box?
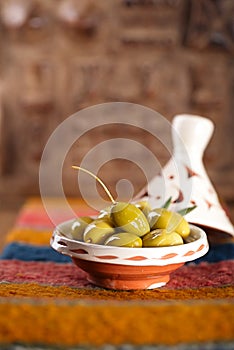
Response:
[0,197,233,350]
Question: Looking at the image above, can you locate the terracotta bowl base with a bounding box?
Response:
[72,258,184,290]
[87,274,170,290]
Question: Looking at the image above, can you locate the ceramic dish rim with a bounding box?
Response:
[51,219,209,266]
[53,219,206,249]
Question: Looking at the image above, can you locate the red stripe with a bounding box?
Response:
[0,260,233,289]
[17,209,98,228]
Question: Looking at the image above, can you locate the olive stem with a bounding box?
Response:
[72,166,116,205]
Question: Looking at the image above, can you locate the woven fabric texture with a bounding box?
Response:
[0,197,233,349]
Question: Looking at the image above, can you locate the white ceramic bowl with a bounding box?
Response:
[51,220,209,290]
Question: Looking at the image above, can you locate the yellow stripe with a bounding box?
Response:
[0,297,233,346]
[6,228,52,246]
[0,283,233,301]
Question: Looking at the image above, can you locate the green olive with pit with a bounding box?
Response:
[142,229,184,247]
[148,208,190,238]
[110,202,150,237]
[83,220,115,245]
[105,232,142,247]
[71,216,93,241]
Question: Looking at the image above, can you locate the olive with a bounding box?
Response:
[71,216,93,241]
[148,208,190,238]
[83,220,115,245]
[135,201,152,217]
[71,166,188,246]
[97,206,113,225]
[142,229,184,247]
[147,210,161,229]
[105,232,142,247]
[110,202,150,237]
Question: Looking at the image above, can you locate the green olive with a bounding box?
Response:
[97,206,113,224]
[83,220,115,245]
[135,201,152,217]
[105,232,142,247]
[70,216,93,241]
[148,208,190,238]
[142,229,184,247]
[110,202,150,237]
[147,210,161,229]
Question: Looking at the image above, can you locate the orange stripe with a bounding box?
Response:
[23,197,97,211]
[6,228,52,246]
[0,283,233,301]
[0,297,233,346]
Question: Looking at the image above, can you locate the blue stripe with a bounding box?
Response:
[0,242,71,263]
[193,242,234,264]
[0,242,233,263]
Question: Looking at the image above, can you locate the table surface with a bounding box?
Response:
[0,197,233,349]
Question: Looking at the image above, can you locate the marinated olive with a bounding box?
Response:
[105,232,142,247]
[135,201,152,217]
[147,210,161,229]
[97,206,113,225]
[111,202,150,237]
[148,208,190,238]
[142,229,183,247]
[71,166,192,247]
[98,206,110,218]
[83,220,115,244]
[71,216,93,241]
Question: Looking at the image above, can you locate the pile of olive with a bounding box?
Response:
[70,200,194,248]
[71,166,195,248]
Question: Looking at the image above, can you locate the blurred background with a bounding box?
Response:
[0,0,233,240]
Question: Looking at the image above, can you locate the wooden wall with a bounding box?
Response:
[0,0,233,204]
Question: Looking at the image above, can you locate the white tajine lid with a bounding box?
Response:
[136,114,234,236]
